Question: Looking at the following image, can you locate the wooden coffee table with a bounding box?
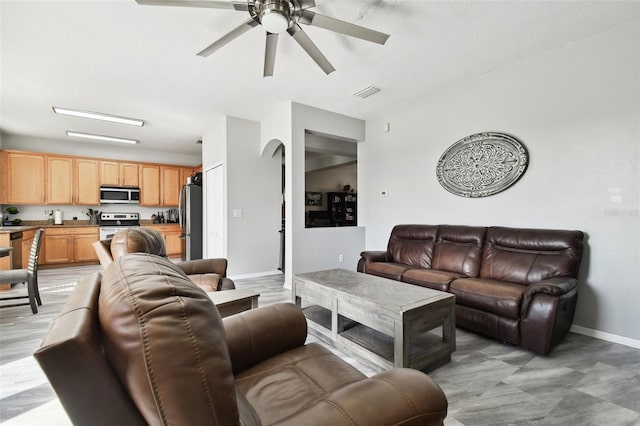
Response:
[293,269,455,372]
[208,289,259,318]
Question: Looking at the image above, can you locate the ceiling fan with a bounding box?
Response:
[136,0,390,76]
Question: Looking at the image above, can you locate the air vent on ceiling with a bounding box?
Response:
[353,85,381,99]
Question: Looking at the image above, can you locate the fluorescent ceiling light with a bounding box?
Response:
[66,131,138,145]
[53,107,144,127]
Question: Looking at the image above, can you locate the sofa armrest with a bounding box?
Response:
[358,250,392,272]
[522,277,577,314]
[361,250,392,263]
[176,258,227,276]
[278,368,447,426]
[223,303,307,374]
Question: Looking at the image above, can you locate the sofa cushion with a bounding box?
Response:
[235,342,365,425]
[387,225,438,269]
[402,268,464,292]
[450,277,525,320]
[480,227,584,285]
[366,262,411,281]
[98,253,239,425]
[432,225,486,277]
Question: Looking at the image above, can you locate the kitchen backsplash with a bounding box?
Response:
[1,204,172,222]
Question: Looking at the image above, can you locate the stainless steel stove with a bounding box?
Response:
[98,212,140,240]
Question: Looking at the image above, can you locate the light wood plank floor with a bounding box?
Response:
[1,265,639,425]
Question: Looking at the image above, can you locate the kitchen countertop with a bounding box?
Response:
[0,223,98,233]
[0,221,180,233]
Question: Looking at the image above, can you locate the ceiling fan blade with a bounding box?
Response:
[264,33,279,77]
[197,18,259,57]
[135,0,248,11]
[287,24,335,75]
[300,10,389,45]
[298,0,336,9]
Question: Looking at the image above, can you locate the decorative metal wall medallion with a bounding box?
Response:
[436,132,528,198]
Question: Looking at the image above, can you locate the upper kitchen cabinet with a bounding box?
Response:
[180,167,194,187]
[75,158,100,205]
[100,161,139,187]
[161,166,180,207]
[140,164,181,207]
[47,156,74,204]
[0,151,46,204]
[47,155,99,205]
[139,163,161,206]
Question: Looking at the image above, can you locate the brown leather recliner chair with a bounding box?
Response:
[34,254,448,426]
[92,227,235,292]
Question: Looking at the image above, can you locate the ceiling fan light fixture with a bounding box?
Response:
[260,1,290,34]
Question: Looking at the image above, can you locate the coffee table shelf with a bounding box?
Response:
[294,269,455,372]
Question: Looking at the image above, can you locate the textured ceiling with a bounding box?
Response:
[1,0,638,156]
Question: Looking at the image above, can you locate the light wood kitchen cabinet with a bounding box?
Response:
[41,227,99,265]
[75,158,100,205]
[140,165,181,207]
[139,164,161,206]
[180,167,194,187]
[120,162,139,187]
[46,156,74,204]
[145,224,183,258]
[1,149,194,208]
[1,151,46,204]
[161,166,180,207]
[21,229,35,268]
[100,161,139,187]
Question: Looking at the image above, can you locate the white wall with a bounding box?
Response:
[289,103,366,287]
[226,116,281,276]
[361,21,639,342]
[202,115,281,277]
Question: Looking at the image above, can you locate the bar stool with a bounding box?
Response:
[0,229,44,314]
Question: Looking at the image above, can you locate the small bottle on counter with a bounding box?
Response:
[47,212,54,225]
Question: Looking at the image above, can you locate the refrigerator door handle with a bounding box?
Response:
[178,185,186,231]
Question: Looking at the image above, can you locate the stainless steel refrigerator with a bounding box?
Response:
[179,184,202,261]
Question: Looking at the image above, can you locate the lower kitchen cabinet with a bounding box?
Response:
[41,227,99,265]
[21,229,35,268]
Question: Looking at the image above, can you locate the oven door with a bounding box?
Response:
[99,226,137,240]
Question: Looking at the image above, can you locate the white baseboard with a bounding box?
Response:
[228,270,283,280]
[570,324,640,349]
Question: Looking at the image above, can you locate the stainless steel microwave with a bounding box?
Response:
[100,186,140,204]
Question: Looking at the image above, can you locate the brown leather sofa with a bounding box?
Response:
[92,227,235,292]
[358,225,584,354]
[34,253,448,426]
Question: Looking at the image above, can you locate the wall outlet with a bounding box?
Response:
[380,190,388,197]
[338,254,344,263]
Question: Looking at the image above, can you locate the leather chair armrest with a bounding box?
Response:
[92,239,114,270]
[358,250,392,272]
[177,258,228,276]
[360,250,392,263]
[219,277,236,290]
[223,303,307,374]
[522,277,578,314]
[278,368,447,426]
